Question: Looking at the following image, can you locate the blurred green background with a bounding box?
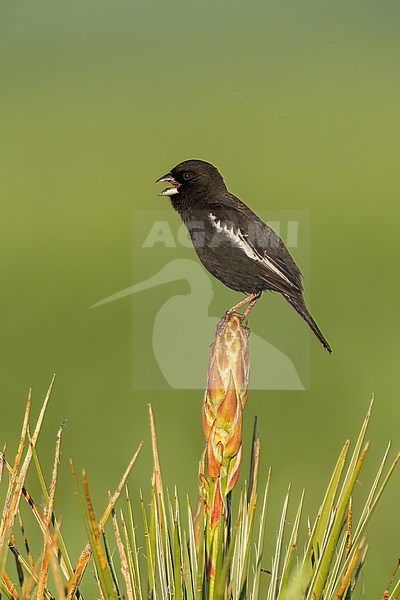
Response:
[1,0,399,595]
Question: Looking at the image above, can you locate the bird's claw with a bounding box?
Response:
[229,311,247,322]
[217,310,248,334]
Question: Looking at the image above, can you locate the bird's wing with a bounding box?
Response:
[207,205,303,294]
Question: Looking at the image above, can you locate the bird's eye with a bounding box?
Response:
[183,172,192,180]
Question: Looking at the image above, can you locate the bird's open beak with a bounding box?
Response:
[155,172,180,196]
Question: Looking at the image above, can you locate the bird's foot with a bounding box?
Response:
[226,310,247,321]
[217,310,248,335]
[217,310,247,335]
[217,293,261,334]
[224,307,238,318]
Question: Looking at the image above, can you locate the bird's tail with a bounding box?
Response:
[284,293,332,353]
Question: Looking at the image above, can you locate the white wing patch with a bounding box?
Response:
[209,212,292,285]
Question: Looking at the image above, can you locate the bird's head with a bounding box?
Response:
[156,159,225,200]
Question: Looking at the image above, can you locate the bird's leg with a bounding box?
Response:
[242,292,261,317]
[217,292,261,334]
[225,292,261,318]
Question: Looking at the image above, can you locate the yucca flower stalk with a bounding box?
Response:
[199,314,251,590]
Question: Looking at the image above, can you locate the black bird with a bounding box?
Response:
[156,159,331,353]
